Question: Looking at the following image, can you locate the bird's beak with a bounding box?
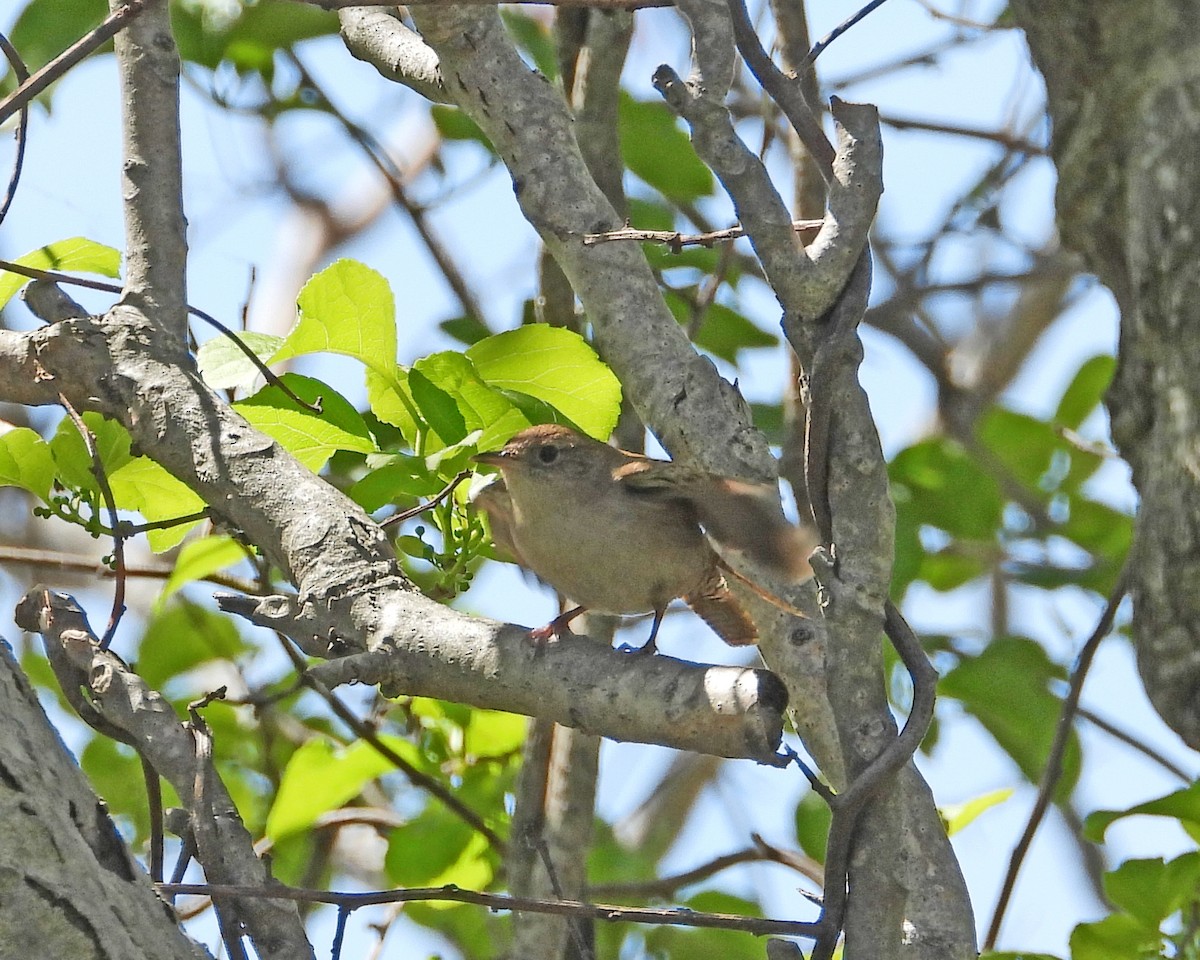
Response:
[472,451,507,467]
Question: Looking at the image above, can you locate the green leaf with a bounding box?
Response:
[977,408,1059,492]
[49,412,134,496]
[463,710,527,758]
[0,237,120,310]
[1104,853,1200,929]
[233,374,376,472]
[941,787,1013,836]
[663,292,778,363]
[160,535,249,604]
[350,455,438,511]
[411,351,531,450]
[1084,781,1200,844]
[1058,497,1133,558]
[466,326,622,440]
[385,809,495,890]
[500,11,558,81]
[172,0,336,74]
[940,636,1080,794]
[620,95,714,202]
[274,259,399,382]
[1055,355,1115,430]
[644,892,762,960]
[196,332,286,390]
[81,737,154,842]
[0,426,56,501]
[1069,912,1160,960]
[890,438,1003,539]
[794,788,831,863]
[106,458,207,552]
[4,0,108,101]
[439,314,493,347]
[366,366,420,438]
[136,599,249,689]
[919,547,988,592]
[431,105,494,150]
[267,736,424,841]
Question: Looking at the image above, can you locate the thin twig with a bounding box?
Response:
[271,632,506,850]
[728,0,835,177]
[878,112,1047,155]
[0,544,259,593]
[58,394,126,649]
[1075,705,1192,782]
[286,51,488,326]
[158,881,822,937]
[0,0,150,125]
[805,0,895,66]
[984,568,1130,950]
[583,219,823,249]
[0,31,30,226]
[380,471,470,529]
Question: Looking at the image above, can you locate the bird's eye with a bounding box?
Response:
[538,444,559,464]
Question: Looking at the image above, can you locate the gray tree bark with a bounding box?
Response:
[0,639,211,960]
[1010,1,1200,747]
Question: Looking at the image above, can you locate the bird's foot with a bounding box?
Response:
[529,605,587,644]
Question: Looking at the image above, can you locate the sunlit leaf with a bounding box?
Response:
[466,326,622,440]
[267,736,425,841]
[941,787,1013,836]
[0,427,56,502]
[160,535,250,604]
[234,374,376,472]
[196,332,286,390]
[0,237,120,309]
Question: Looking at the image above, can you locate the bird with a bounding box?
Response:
[471,423,812,655]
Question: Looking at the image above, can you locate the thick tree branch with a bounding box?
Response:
[404,7,777,482]
[14,589,314,959]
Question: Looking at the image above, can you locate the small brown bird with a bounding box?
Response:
[472,424,811,654]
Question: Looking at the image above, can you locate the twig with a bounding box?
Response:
[286,51,488,327]
[1075,705,1192,782]
[984,567,1130,950]
[805,0,895,66]
[381,471,470,529]
[0,260,320,412]
[58,394,126,649]
[271,632,506,850]
[158,881,822,937]
[187,695,249,960]
[331,907,350,960]
[114,510,210,536]
[0,31,29,226]
[590,841,822,899]
[583,219,824,250]
[878,112,1047,155]
[0,544,258,593]
[0,0,150,125]
[728,0,835,177]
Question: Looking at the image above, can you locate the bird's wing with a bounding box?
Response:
[615,460,814,580]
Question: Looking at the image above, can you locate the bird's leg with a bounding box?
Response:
[530,604,587,642]
[620,607,664,656]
